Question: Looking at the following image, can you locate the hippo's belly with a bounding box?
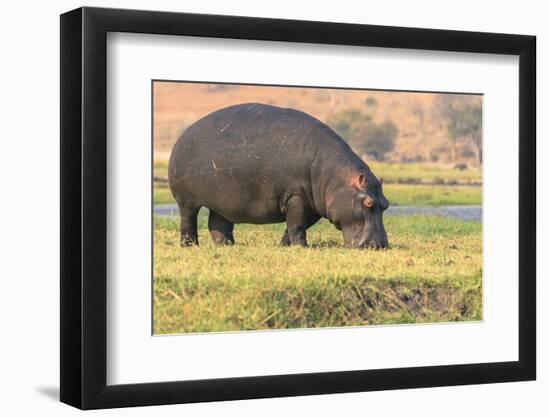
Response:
[182,167,288,224]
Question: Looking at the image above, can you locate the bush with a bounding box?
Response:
[352,121,398,161]
[461,146,476,158]
[327,109,370,140]
[435,96,482,163]
[365,96,378,107]
[327,110,397,161]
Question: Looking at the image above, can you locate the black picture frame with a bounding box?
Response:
[60,6,536,410]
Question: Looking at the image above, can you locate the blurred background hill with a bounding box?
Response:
[153,81,482,169]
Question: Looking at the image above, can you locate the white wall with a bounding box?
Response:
[0,0,545,415]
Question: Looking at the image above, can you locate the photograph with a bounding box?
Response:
[152,81,483,334]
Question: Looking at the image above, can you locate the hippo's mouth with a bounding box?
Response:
[347,223,389,249]
[348,234,389,249]
[356,238,389,250]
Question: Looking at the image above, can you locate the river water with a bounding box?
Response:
[153,204,482,221]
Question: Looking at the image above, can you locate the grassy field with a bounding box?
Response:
[153,183,481,207]
[153,160,482,207]
[383,184,481,206]
[153,212,482,334]
[368,161,482,183]
[154,160,481,182]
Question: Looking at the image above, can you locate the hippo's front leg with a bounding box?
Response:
[283,195,308,246]
[281,213,321,246]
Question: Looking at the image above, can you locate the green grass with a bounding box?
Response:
[154,160,169,178]
[154,160,482,182]
[153,160,482,206]
[369,161,482,183]
[383,184,481,206]
[153,213,482,334]
[153,183,481,206]
[154,186,175,205]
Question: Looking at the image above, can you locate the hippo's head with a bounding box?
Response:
[328,171,389,249]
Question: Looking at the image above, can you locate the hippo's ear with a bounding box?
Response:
[358,173,368,189]
[350,173,368,190]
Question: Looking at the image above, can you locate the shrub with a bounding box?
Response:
[435,96,482,163]
[327,109,370,140]
[365,96,378,107]
[327,110,397,161]
[352,121,398,161]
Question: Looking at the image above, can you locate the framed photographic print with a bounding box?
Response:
[60,6,536,409]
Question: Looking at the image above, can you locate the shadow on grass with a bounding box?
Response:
[387,243,410,250]
[309,239,344,249]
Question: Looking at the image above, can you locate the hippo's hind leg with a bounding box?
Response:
[208,210,235,245]
[281,196,318,246]
[178,203,200,246]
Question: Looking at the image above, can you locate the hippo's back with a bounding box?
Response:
[168,103,345,223]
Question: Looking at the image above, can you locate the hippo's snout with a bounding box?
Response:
[351,214,389,249]
[365,238,389,250]
[355,235,389,250]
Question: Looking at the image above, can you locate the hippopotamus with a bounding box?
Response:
[168,103,389,249]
